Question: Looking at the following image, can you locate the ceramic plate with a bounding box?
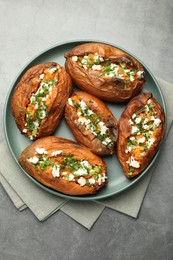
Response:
[4,40,166,200]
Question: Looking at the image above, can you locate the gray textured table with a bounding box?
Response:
[0,1,173,259]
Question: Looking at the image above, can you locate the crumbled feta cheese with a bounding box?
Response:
[98,122,108,135]
[81,59,87,64]
[29,135,34,140]
[48,67,57,74]
[97,174,102,185]
[82,65,88,70]
[72,56,78,62]
[35,147,46,154]
[129,119,134,125]
[97,174,107,185]
[88,178,96,185]
[147,99,151,104]
[22,128,27,133]
[137,71,143,77]
[77,111,82,116]
[129,136,135,141]
[145,105,149,112]
[143,118,149,124]
[99,57,104,62]
[130,75,135,81]
[131,126,139,134]
[86,109,94,116]
[74,168,88,176]
[102,137,112,145]
[80,160,90,167]
[39,73,45,79]
[92,64,102,70]
[68,174,75,181]
[106,72,114,78]
[129,156,140,168]
[148,138,155,148]
[138,137,146,144]
[132,113,137,119]
[52,165,60,177]
[143,124,150,130]
[51,150,62,156]
[153,118,161,127]
[127,146,132,152]
[29,157,39,164]
[79,100,87,110]
[78,117,90,125]
[68,98,74,107]
[78,177,86,186]
[135,117,142,124]
[125,149,129,154]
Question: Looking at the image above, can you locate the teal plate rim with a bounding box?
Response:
[3,39,167,201]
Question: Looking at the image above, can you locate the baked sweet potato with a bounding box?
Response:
[65,91,118,156]
[12,62,72,140]
[18,136,107,195]
[117,92,165,178]
[64,43,145,102]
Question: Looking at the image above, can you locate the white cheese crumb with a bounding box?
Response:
[131,126,139,134]
[88,178,96,185]
[68,98,74,107]
[39,73,45,79]
[48,67,57,74]
[143,118,149,124]
[98,122,108,135]
[72,56,78,62]
[135,117,142,124]
[153,118,161,127]
[77,111,82,116]
[79,100,87,110]
[102,137,112,146]
[29,157,39,164]
[68,174,75,181]
[80,160,90,168]
[148,138,155,148]
[143,124,150,130]
[129,137,135,141]
[92,64,102,70]
[129,119,134,125]
[138,137,146,144]
[35,147,46,154]
[132,113,136,119]
[137,71,143,77]
[129,156,140,168]
[74,168,88,176]
[78,177,86,186]
[130,75,135,81]
[51,150,62,156]
[52,165,60,177]
[22,128,27,133]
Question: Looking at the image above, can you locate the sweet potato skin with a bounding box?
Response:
[18,136,107,195]
[12,62,72,139]
[64,43,145,102]
[65,91,118,156]
[117,92,165,178]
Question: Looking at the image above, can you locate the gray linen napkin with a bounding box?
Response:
[0,77,172,229]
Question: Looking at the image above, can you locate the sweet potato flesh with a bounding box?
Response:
[24,66,60,139]
[28,148,107,188]
[125,99,163,176]
[72,53,144,88]
[67,95,115,149]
